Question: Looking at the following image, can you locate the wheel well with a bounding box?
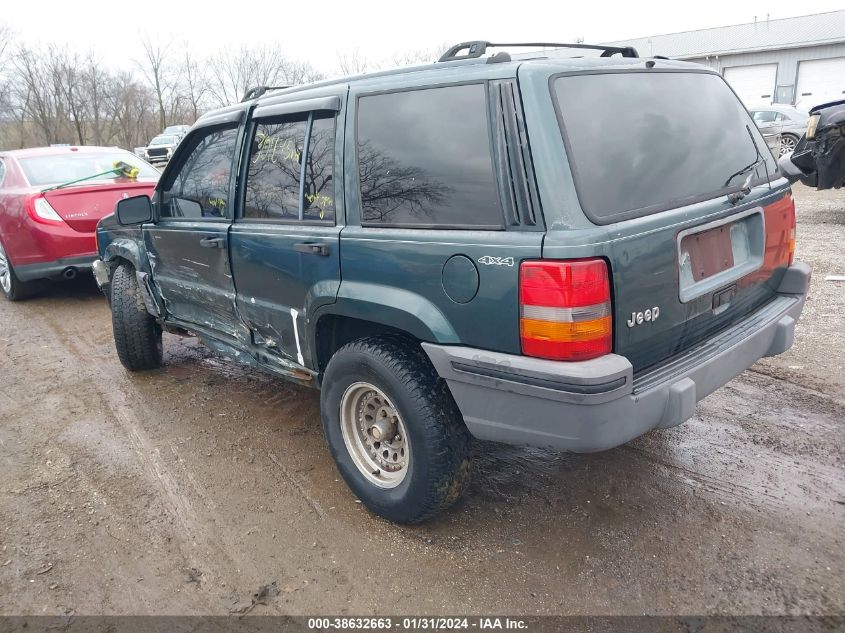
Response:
[314,315,417,374]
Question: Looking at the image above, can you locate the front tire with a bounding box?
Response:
[321,335,471,524]
[0,238,36,301]
[110,262,163,371]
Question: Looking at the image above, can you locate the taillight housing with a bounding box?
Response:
[26,195,65,226]
[519,258,612,362]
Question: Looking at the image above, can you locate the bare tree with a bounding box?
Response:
[139,34,178,131]
[59,51,88,144]
[208,45,324,107]
[0,35,463,152]
[83,52,111,146]
[181,49,208,122]
[12,46,63,144]
[388,43,446,68]
[336,48,374,76]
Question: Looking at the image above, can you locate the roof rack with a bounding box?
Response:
[241,85,292,102]
[438,41,639,63]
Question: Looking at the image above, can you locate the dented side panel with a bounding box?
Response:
[229,224,342,369]
[143,221,250,341]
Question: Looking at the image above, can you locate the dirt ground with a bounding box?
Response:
[0,185,842,616]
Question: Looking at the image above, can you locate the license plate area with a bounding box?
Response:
[678,208,765,303]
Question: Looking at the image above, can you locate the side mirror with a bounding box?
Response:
[116,195,153,225]
[777,152,804,184]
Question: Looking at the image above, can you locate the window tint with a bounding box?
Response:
[245,119,306,220]
[553,72,777,223]
[303,117,335,222]
[244,115,335,222]
[357,84,502,228]
[160,126,239,220]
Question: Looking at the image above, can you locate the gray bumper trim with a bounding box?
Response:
[422,263,810,453]
[92,259,110,287]
[15,255,96,282]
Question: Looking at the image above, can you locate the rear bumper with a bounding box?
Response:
[15,254,97,282]
[423,262,811,453]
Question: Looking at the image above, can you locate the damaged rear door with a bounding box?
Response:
[145,117,248,340]
[229,94,344,368]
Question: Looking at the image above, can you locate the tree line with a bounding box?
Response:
[0,25,442,152]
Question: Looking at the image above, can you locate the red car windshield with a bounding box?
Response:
[18,152,159,187]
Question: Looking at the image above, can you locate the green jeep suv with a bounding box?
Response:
[93,41,811,523]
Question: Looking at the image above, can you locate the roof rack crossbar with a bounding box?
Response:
[241,85,292,102]
[438,41,639,62]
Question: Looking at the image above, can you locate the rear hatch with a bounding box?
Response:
[43,180,157,232]
[545,69,793,373]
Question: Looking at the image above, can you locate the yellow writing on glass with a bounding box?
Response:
[254,133,301,164]
[305,193,333,208]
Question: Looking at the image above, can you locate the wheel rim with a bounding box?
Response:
[340,382,410,489]
[0,241,11,293]
[779,136,796,156]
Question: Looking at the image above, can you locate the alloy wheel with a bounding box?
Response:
[0,241,11,294]
[779,136,797,156]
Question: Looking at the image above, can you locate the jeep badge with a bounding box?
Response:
[627,307,660,328]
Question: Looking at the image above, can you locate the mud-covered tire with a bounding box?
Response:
[0,238,36,301]
[110,262,162,371]
[321,335,471,523]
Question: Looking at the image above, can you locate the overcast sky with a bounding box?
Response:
[3,0,844,75]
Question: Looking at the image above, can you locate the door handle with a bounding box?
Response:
[199,236,226,248]
[293,242,330,256]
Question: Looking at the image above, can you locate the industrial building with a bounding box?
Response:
[604,10,845,108]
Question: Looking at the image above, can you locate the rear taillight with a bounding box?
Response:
[26,195,65,225]
[519,258,612,361]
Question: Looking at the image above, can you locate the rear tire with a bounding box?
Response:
[110,262,163,371]
[0,238,37,301]
[320,335,471,524]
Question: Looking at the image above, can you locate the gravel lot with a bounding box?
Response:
[0,185,842,616]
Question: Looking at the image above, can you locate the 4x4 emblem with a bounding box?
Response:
[478,256,514,267]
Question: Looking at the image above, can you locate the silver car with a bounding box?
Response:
[749,105,809,156]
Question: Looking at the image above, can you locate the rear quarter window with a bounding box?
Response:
[552,71,778,224]
[356,84,503,228]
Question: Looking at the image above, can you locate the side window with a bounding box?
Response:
[357,84,503,228]
[160,125,239,220]
[303,117,335,222]
[0,160,5,186]
[752,111,777,124]
[243,114,335,222]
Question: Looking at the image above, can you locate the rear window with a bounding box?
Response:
[18,152,159,187]
[357,84,503,228]
[552,71,778,223]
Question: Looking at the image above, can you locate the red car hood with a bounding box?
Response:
[42,179,157,233]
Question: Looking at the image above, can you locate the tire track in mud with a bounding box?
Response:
[26,300,249,609]
[27,296,343,613]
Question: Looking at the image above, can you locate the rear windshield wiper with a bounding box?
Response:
[723,125,771,203]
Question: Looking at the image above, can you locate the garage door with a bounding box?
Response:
[724,64,777,106]
[796,57,845,109]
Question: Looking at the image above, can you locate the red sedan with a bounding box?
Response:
[0,146,158,300]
